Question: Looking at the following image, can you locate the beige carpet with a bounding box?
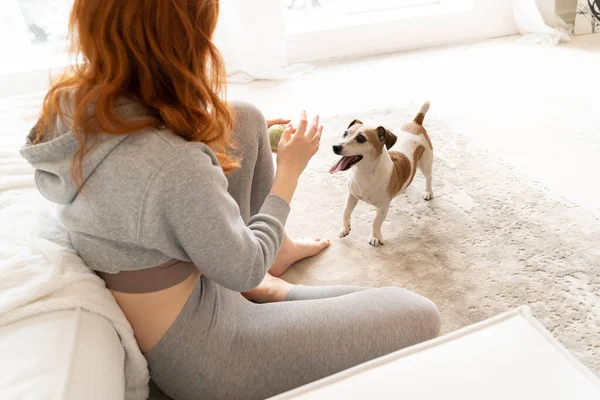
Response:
[283,106,600,372]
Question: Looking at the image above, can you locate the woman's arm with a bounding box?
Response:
[138,146,289,292]
[139,111,321,292]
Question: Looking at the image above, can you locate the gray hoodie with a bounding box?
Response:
[20,98,289,292]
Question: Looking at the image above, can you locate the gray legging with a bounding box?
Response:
[146,102,441,400]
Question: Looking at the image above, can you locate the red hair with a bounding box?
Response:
[34,0,236,186]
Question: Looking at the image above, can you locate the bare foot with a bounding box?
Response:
[242,274,294,303]
[270,235,330,277]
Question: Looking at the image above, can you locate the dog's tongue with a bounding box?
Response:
[329,157,352,174]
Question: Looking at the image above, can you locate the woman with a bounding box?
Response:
[21,1,441,399]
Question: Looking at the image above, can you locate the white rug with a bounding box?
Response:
[283,106,600,372]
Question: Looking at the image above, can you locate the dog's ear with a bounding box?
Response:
[377,126,397,149]
[347,119,363,129]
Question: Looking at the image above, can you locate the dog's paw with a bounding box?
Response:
[339,227,351,238]
[369,236,383,247]
[423,191,434,201]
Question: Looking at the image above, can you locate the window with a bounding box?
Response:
[285,0,441,19]
[283,0,474,62]
[15,0,73,49]
[0,0,73,97]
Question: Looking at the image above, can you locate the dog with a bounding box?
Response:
[329,102,433,246]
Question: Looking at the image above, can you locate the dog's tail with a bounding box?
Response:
[413,101,430,126]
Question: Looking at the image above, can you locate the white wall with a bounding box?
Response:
[556,0,578,22]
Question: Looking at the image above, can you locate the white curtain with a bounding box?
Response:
[512,0,572,45]
[213,0,311,83]
[0,0,33,55]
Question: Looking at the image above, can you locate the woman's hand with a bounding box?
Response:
[267,118,291,127]
[276,111,322,178]
[269,111,322,204]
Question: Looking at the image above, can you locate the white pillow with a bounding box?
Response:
[0,308,125,400]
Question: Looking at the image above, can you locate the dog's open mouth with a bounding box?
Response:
[329,156,363,174]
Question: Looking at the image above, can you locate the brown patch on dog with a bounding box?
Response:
[387,146,425,198]
[401,122,433,150]
[385,130,397,149]
[347,119,363,129]
[414,112,426,125]
[376,126,397,150]
[407,145,425,187]
[388,152,411,197]
[364,129,384,157]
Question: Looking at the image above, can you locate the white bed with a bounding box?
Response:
[0,92,149,400]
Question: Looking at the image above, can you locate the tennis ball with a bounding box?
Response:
[268,124,286,151]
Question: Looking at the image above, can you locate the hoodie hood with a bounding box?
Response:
[20,96,152,204]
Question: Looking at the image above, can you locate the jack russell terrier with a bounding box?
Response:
[330,102,433,246]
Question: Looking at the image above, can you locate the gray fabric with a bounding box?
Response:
[20,100,289,292]
[146,277,441,400]
[144,106,440,400]
[285,284,369,301]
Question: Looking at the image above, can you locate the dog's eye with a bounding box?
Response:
[356,135,366,144]
[342,131,348,138]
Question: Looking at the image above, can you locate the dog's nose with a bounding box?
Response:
[333,145,342,155]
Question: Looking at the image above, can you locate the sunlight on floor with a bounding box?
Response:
[228,35,600,216]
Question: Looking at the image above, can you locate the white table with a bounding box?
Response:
[271,307,600,400]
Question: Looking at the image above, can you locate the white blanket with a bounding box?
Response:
[0,93,149,400]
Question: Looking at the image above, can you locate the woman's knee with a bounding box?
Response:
[229,101,268,143]
[377,287,441,343]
